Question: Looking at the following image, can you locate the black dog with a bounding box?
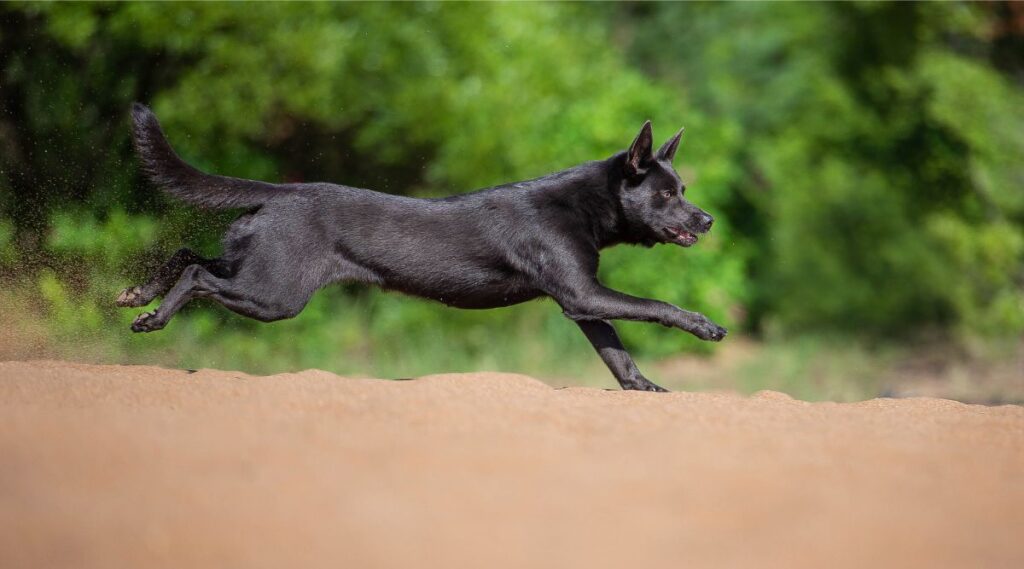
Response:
[119,104,726,391]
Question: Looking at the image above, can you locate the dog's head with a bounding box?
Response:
[616,121,714,248]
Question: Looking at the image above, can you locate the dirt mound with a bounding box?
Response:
[1,360,1022,569]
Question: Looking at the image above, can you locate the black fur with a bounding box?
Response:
[119,104,726,392]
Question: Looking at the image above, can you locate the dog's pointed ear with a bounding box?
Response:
[625,120,654,178]
[657,128,684,163]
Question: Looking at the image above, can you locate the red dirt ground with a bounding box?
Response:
[1,360,1022,569]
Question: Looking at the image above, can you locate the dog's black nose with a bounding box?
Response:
[699,213,714,232]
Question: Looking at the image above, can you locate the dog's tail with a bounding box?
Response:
[131,103,293,209]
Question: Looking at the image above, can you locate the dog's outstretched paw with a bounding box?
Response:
[705,324,728,342]
[131,311,164,333]
[692,317,728,342]
[116,286,146,308]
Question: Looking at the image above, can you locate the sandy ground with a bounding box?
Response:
[1,360,1022,569]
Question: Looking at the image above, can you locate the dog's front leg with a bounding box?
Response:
[575,319,667,392]
[556,283,727,342]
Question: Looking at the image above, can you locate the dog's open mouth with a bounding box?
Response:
[665,227,698,247]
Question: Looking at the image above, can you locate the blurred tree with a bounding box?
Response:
[2,1,1020,376]
[0,2,745,372]
[621,1,1024,342]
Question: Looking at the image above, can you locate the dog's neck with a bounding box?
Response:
[528,153,638,250]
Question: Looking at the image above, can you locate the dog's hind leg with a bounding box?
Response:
[575,319,668,392]
[130,264,309,333]
[116,248,214,308]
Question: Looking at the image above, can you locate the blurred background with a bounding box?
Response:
[1,2,1021,402]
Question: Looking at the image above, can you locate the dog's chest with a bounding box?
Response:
[383,267,542,310]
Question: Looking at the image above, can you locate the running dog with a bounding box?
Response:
[119,104,726,391]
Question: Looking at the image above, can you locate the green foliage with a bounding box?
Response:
[926,215,1024,338]
[625,2,1024,341]
[1,2,742,379]
[1,2,1022,379]
[49,208,158,267]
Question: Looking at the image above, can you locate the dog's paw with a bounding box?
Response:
[621,377,670,392]
[692,316,728,342]
[116,286,146,308]
[130,311,164,333]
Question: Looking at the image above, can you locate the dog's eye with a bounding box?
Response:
[661,189,675,199]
